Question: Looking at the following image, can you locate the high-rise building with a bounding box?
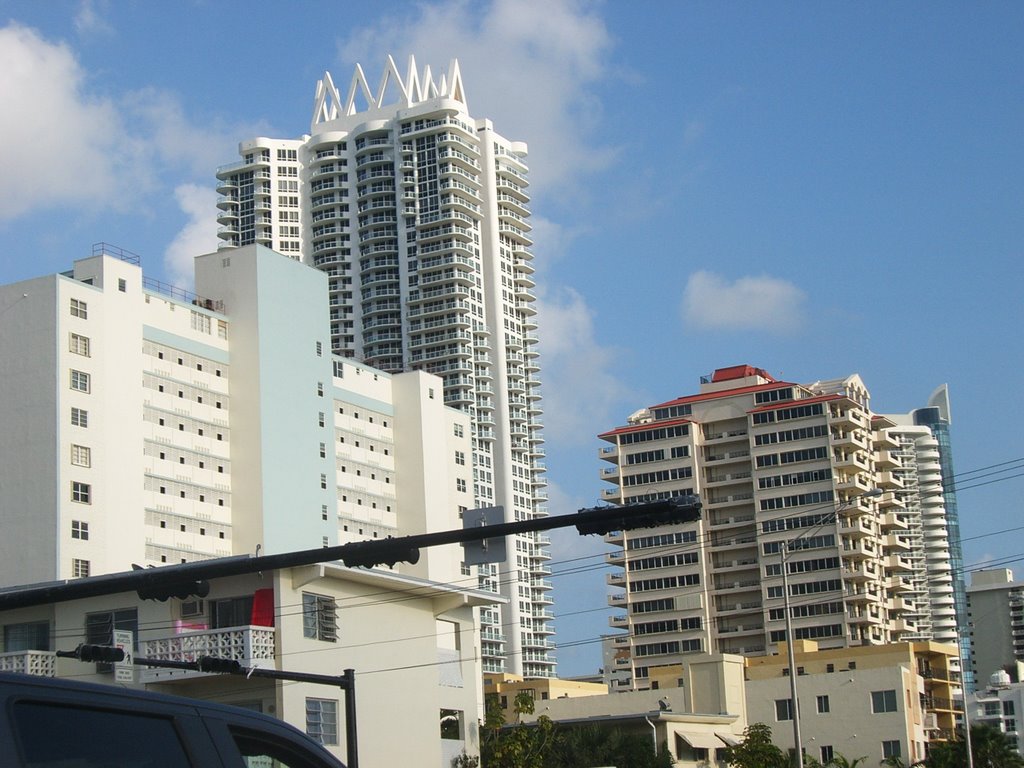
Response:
[0,244,471,589]
[967,569,1024,684]
[214,56,550,676]
[597,365,962,689]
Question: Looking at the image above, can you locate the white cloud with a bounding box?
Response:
[337,0,617,195]
[164,185,219,287]
[535,287,635,445]
[682,270,806,333]
[0,23,139,220]
[74,0,114,38]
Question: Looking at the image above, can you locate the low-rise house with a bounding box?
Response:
[516,653,748,766]
[0,562,499,768]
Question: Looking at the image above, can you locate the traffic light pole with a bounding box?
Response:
[0,497,701,611]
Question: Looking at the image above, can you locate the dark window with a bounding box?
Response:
[211,596,254,629]
[12,702,191,766]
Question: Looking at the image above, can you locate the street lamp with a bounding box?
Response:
[780,540,804,767]
[779,489,882,767]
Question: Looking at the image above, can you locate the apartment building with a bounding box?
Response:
[214,55,549,676]
[0,243,471,589]
[968,570,1024,684]
[597,365,961,688]
[969,668,1024,755]
[745,640,960,765]
[0,562,497,767]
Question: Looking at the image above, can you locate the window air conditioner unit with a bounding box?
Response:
[180,599,206,619]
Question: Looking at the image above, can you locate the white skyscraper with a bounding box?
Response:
[215,57,551,676]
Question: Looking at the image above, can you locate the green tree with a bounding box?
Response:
[545,723,672,768]
[480,693,556,768]
[826,756,867,768]
[722,722,790,768]
[921,724,1024,768]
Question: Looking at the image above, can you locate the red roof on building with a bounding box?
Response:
[711,365,777,383]
[598,417,692,440]
[748,393,841,412]
[648,380,798,411]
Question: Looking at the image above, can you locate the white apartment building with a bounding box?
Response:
[0,562,498,767]
[597,365,961,688]
[214,55,550,676]
[0,243,472,590]
[969,668,1024,755]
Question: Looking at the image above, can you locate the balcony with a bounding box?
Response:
[139,625,275,683]
[0,650,56,677]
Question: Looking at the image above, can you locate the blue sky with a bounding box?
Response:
[1,1,1021,676]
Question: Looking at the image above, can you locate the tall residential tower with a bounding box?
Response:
[215,57,550,676]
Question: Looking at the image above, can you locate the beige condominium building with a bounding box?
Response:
[598,365,960,689]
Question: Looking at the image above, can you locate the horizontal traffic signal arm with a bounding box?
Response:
[0,496,700,611]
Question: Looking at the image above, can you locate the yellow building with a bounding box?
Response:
[745,640,960,765]
[483,673,607,723]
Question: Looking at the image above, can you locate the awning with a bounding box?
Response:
[678,732,724,750]
[716,733,741,746]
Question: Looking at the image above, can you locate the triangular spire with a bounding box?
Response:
[311,71,342,126]
[313,55,468,124]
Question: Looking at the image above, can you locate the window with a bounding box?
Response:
[71,481,91,504]
[69,333,90,356]
[302,593,337,642]
[70,298,87,318]
[455,451,465,466]
[70,369,90,392]
[820,745,834,763]
[71,407,88,427]
[775,698,793,721]
[872,689,898,713]
[816,694,830,713]
[316,341,323,357]
[882,740,901,759]
[72,558,90,578]
[440,709,464,740]
[305,698,338,745]
[456,478,467,493]
[71,520,89,540]
[454,423,464,438]
[211,596,253,629]
[3,621,50,652]
[70,444,91,467]
[118,278,127,292]
[12,701,193,766]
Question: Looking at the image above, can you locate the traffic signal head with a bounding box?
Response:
[342,538,421,569]
[73,644,125,663]
[137,578,211,602]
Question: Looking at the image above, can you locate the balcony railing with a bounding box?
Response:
[139,625,275,683]
[0,650,56,677]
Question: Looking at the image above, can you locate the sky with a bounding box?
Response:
[1,0,1022,677]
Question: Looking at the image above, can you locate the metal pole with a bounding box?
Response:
[957,629,974,768]
[343,669,358,768]
[780,542,803,767]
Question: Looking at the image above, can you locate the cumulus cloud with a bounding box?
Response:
[0,23,140,220]
[337,0,617,194]
[164,185,219,287]
[682,270,806,333]
[534,287,635,444]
